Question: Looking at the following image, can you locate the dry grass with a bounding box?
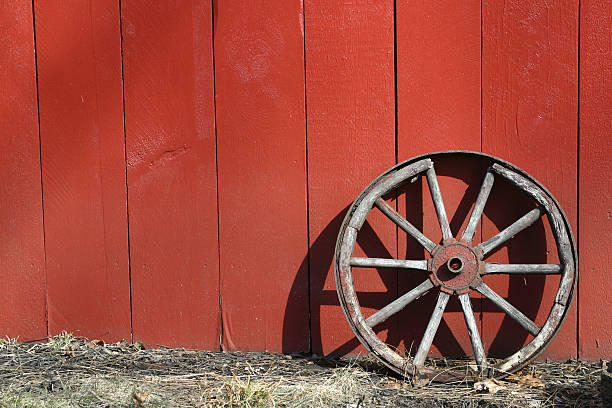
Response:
[0,334,606,407]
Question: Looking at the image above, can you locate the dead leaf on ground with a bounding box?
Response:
[411,374,430,388]
[86,339,104,348]
[133,392,151,406]
[385,379,409,390]
[507,372,545,388]
[474,378,505,394]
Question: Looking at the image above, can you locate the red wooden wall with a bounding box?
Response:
[0,0,609,360]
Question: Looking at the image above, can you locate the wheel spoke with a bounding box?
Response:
[425,166,453,240]
[458,293,486,370]
[461,170,494,243]
[375,199,437,253]
[483,263,561,275]
[476,207,545,257]
[413,291,450,366]
[475,282,540,336]
[350,257,428,270]
[366,280,434,328]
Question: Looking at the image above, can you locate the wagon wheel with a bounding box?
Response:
[334,151,576,383]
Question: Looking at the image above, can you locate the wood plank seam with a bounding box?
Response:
[393,0,399,338]
[31,0,49,340]
[210,0,223,352]
[480,0,485,339]
[575,0,581,360]
[117,0,134,343]
[302,0,313,355]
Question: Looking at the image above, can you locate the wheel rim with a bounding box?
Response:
[334,150,577,383]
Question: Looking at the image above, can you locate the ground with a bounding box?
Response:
[0,334,606,407]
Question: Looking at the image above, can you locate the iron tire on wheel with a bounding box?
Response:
[334,151,577,383]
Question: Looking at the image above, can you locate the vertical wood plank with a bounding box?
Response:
[396,1,481,358]
[397,0,481,156]
[122,0,219,349]
[215,0,309,352]
[35,0,131,341]
[306,0,396,355]
[578,0,612,360]
[0,2,46,340]
[482,0,578,359]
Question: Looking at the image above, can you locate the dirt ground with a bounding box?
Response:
[0,334,606,407]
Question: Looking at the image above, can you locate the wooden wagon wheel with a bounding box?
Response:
[334,151,576,383]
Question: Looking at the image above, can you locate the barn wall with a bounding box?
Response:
[0,0,609,359]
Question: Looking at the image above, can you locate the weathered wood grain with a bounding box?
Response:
[349,160,432,231]
[490,164,575,306]
[425,167,453,241]
[375,199,436,254]
[413,292,451,366]
[462,171,494,243]
[459,293,487,369]
[483,263,561,275]
[366,280,434,329]
[350,258,428,270]
[477,207,545,257]
[476,282,540,337]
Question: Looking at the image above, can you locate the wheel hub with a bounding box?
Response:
[429,240,482,294]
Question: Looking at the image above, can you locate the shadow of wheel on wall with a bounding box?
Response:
[282,154,550,362]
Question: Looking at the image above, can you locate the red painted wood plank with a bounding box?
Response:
[215,0,308,352]
[122,0,219,349]
[397,0,481,156]
[0,2,46,340]
[482,0,578,359]
[578,0,612,360]
[34,0,130,341]
[396,1,481,358]
[306,0,396,355]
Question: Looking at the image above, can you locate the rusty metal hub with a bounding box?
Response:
[429,240,481,294]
